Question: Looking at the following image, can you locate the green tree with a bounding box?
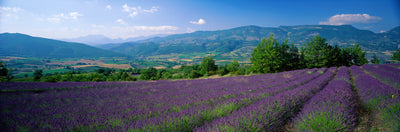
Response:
[280,40,301,70]
[62,71,74,81]
[301,36,367,68]
[182,65,199,78]
[43,72,61,82]
[350,43,368,65]
[140,67,158,80]
[33,69,43,82]
[0,62,10,82]
[156,69,167,80]
[301,35,330,68]
[161,71,172,79]
[251,34,281,73]
[121,72,130,80]
[392,49,400,63]
[227,59,240,74]
[217,65,229,76]
[340,47,352,66]
[0,62,7,76]
[90,73,106,82]
[251,34,299,73]
[200,55,217,75]
[326,45,342,67]
[371,54,380,64]
[188,70,201,79]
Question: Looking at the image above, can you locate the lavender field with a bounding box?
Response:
[1,64,399,131]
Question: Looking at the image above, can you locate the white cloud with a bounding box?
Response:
[122,4,158,18]
[0,6,23,14]
[0,6,23,18]
[47,12,83,23]
[126,26,178,31]
[190,19,206,25]
[108,25,178,39]
[186,28,195,33]
[106,5,112,10]
[47,17,62,23]
[91,24,105,28]
[122,4,131,12]
[122,4,138,17]
[69,12,83,19]
[116,19,127,25]
[319,14,381,25]
[143,6,158,13]
[21,25,179,40]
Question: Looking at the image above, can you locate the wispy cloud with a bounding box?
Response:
[122,4,158,17]
[143,6,158,13]
[190,18,206,25]
[106,5,112,10]
[69,12,83,19]
[47,12,83,23]
[109,25,178,39]
[116,19,127,25]
[319,14,381,25]
[0,6,23,18]
[126,25,178,31]
[186,28,195,33]
[91,24,105,28]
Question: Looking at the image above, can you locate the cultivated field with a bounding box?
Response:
[1,64,399,131]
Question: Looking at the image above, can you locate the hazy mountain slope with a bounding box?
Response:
[109,25,400,60]
[0,33,126,59]
[60,34,168,46]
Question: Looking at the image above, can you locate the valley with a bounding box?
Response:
[1,25,400,77]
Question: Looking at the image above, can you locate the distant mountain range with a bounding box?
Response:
[0,33,126,59]
[1,25,399,61]
[59,34,168,46]
[108,25,400,61]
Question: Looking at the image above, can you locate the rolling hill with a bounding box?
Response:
[59,34,167,46]
[109,25,400,61]
[0,33,126,59]
[1,25,399,62]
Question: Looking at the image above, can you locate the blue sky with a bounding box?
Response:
[0,0,399,39]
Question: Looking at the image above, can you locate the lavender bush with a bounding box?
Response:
[1,65,399,131]
[362,64,400,89]
[194,67,336,131]
[350,65,400,131]
[293,66,357,131]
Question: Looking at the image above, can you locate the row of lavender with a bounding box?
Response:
[1,68,319,131]
[194,67,336,131]
[361,64,400,89]
[131,68,326,131]
[350,65,400,131]
[1,64,399,131]
[292,66,357,131]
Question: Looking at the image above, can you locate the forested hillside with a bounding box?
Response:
[109,25,400,61]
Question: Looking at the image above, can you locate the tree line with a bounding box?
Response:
[1,35,400,82]
[250,34,369,73]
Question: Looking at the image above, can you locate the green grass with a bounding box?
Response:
[14,68,72,78]
[134,102,243,131]
[380,101,400,131]
[108,119,124,127]
[295,111,347,132]
[215,125,238,132]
